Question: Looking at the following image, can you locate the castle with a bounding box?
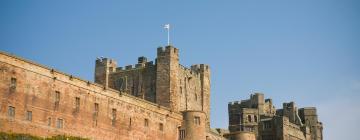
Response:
[0,46,323,140]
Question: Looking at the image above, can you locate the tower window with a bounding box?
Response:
[179,129,186,139]
[26,111,32,121]
[8,106,15,118]
[194,116,201,125]
[254,115,258,122]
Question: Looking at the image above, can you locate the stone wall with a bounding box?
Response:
[0,52,182,140]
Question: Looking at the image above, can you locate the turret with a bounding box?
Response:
[182,111,206,140]
[94,57,117,87]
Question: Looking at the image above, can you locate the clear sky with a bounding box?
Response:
[1,0,359,139]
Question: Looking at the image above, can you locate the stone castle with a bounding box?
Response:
[0,46,323,140]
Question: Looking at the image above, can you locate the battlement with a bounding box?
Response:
[191,64,210,72]
[299,107,317,116]
[95,57,117,66]
[157,45,179,56]
[114,61,155,72]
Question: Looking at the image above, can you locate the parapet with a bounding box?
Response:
[191,64,210,72]
[96,57,117,66]
[157,45,179,56]
[299,107,317,116]
[138,56,147,64]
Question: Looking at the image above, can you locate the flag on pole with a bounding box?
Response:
[164,24,170,29]
[164,24,170,45]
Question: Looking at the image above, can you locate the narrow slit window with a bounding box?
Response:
[55,91,60,110]
[112,108,116,126]
[144,119,149,127]
[75,97,80,112]
[10,77,17,90]
[159,123,164,131]
[26,111,32,121]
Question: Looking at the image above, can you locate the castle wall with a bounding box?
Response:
[276,116,307,140]
[0,52,182,140]
[108,63,156,102]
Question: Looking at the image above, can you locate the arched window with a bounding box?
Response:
[254,115,258,122]
[248,115,252,122]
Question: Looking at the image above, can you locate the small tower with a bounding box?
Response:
[94,57,117,87]
[182,111,206,140]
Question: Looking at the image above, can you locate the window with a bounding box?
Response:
[10,77,16,90]
[93,103,99,126]
[248,115,252,122]
[48,117,52,126]
[254,115,258,123]
[195,94,198,101]
[263,121,272,129]
[144,119,149,127]
[26,111,32,121]
[75,97,80,112]
[55,91,60,110]
[8,106,15,118]
[159,123,164,131]
[194,116,201,125]
[94,103,99,117]
[179,129,186,140]
[112,108,116,126]
[129,118,132,128]
[56,118,64,128]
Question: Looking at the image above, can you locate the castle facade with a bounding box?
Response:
[0,46,322,140]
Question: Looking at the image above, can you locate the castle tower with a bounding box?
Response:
[251,93,265,115]
[199,64,211,129]
[94,58,117,87]
[299,108,323,140]
[156,46,179,111]
[191,64,211,129]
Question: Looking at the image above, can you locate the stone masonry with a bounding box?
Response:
[0,46,322,140]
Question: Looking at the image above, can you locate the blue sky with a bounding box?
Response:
[1,0,359,139]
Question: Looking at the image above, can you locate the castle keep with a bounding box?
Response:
[0,46,323,140]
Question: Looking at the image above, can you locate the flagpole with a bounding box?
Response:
[164,24,170,46]
[167,25,170,46]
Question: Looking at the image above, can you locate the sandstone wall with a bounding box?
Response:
[0,52,182,140]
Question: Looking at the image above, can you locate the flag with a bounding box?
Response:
[164,24,170,29]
